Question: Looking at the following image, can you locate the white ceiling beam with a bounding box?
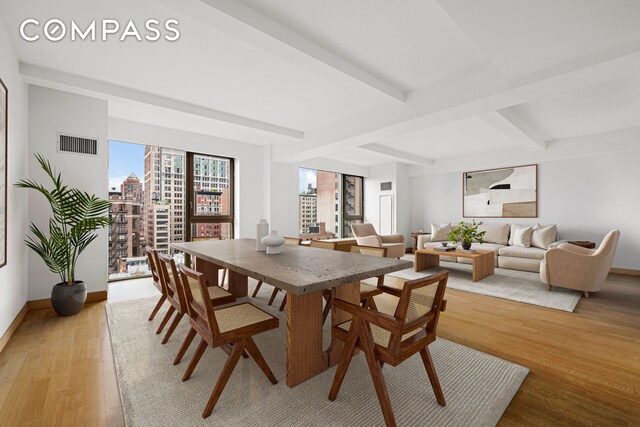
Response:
[159,0,405,102]
[274,40,640,162]
[360,143,434,165]
[480,109,546,150]
[20,63,302,141]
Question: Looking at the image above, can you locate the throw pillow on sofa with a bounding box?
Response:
[509,224,533,246]
[479,223,510,245]
[513,226,533,248]
[431,223,451,241]
[531,224,557,249]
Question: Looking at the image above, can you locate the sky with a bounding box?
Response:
[299,168,316,193]
[108,140,145,191]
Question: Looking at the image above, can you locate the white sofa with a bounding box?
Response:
[416,223,561,273]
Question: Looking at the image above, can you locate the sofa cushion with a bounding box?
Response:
[430,223,451,242]
[531,224,557,249]
[479,223,510,245]
[508,223,536,245]
[512,226,533,248]
[499,246,546,260]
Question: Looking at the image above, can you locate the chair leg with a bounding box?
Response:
[547,285,552,291]
[220,269,227,287]
[584,291,589,298]
[419,347,446,407]
[202,339,246,418]
[278,293,287,312]
[174,327,197,365]
[360,323,396,427]
[156,305,175,334]
[244,337,277,384]
[148,295,166,321]
[329,319,361,401]
[161,312,184,344]
[226,342,249,359]
[183,338,208,382]
[251,280,263,298]
[268,287,279,306]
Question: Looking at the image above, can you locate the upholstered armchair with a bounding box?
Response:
[351,223,405,258]
[540,229,620,297]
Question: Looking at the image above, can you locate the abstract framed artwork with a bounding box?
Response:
[463,164,537,218]
[0,78,6,268]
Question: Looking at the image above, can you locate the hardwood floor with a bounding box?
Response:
[0,273,638,426]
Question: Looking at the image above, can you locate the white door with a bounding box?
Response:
[379,195,393,235]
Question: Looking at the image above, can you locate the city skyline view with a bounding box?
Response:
[299,168,316,193]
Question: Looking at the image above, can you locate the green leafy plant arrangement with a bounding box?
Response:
[447,220,487,245]
[15,154,111,286]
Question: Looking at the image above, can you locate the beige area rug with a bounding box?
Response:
[106,290,529,427]
[394,256,581,312]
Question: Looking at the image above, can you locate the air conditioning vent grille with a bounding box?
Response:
[380,182,392,191]
[58,134,98,156]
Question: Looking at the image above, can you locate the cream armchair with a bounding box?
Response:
[540,229,620,297]
[351,223,405,258]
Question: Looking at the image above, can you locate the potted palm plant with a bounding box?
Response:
[448,220,487,250]
[16,154,111,316]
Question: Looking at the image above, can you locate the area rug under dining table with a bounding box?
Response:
[106,287,529,427]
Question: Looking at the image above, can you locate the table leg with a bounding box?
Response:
[415,252,439,272]
[472,253,495,282]
[194,257,220,286]
[286,290,324,387]
[325,281,359,367]
[228,270,248,297]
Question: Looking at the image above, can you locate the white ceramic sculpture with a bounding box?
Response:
[262,230,285,255]
[256,219,269,251]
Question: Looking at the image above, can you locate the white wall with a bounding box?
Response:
[109,118,264,239]
[0,19,30,337]
[364,162,411,243]
[410,149,640,269]
[28,87,109,300]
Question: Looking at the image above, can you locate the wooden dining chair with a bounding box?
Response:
[252,237,302,311]
[145,246,168,322]
[156,253,235,347]
[177,264,279,418]
[328,271,449,427]
[350,245,388,311]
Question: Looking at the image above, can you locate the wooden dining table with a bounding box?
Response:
[171,238,412,387]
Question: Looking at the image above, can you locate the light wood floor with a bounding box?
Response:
[0,273,639,426]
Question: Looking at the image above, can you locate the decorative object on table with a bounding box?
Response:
[567,240,596,249]
[262,230,285,254]
[15,154,111,316]
[0,78,6,269]
[448,220,487,251]
[434,246,455,252]
[441,242,448,247]
[463,164,537,218]
[256,218,269,251]
[410,230,430,253]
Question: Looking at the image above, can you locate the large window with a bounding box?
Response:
[298,168,363,239]
[108,141,234,281]
[186,152,234,241]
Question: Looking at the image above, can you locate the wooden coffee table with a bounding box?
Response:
[415,248,495,282]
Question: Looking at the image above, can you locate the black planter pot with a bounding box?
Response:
[51,281,87,316]
[461,241,472,250]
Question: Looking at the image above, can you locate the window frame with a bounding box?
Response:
[185,152,235,243]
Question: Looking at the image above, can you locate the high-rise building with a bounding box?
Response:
[121,173,144,204]
[144,146,185,255]
[317,171,340,236]
[108,189,144,275]
[192,154,232,240]
[299,183,317,234]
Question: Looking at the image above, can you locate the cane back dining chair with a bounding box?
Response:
[328,270,449,427]
[156,253,235,348]
[145,246,167,322]
[177,264,279,418]
[320,244,387,325]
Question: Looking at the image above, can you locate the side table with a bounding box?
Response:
[410,231,430,254]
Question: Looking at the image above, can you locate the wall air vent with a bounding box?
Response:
[380,182,392,191]
[58,134,98,156]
